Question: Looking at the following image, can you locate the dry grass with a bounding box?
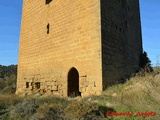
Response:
[96,72,160,120]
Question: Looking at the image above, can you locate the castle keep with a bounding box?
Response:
[16,0,142,97]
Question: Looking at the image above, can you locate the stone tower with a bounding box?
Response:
[16,0,142,97]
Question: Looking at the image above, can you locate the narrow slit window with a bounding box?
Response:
[47,23,50,34]
[125,20,128,28]
[46,0,52,4]
[26,82,29,88]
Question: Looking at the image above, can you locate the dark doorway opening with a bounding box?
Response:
[68,67,81,97]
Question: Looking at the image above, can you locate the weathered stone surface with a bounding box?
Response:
[101,0,142,88]
[16,0,142,97]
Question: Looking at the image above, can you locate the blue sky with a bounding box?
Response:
[0,0,159,66]
[140,0,160,66]
[0,1,22,65]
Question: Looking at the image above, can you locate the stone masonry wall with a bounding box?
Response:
[17,0,102,97]
[101,0,142,88]
[17,0,143,97]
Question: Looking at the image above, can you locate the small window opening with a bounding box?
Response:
[127,7,130,11]
[125,20,128,28]
[122,0,127,8]
[119,28,122,32]
[47,23,50,34]
[26,82,29,88]
[46,0,52,4]
[115,25,118,30]
[35,82,40,89]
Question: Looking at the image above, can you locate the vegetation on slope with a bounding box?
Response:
[0,65,17,93]
[0,67,159,120]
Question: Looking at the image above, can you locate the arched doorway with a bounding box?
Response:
[68,67,81,97]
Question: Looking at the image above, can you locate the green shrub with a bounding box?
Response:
[0,79,6,91]
[0,65,17,93]
[10,99,38,120]
[140,51,153,72]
